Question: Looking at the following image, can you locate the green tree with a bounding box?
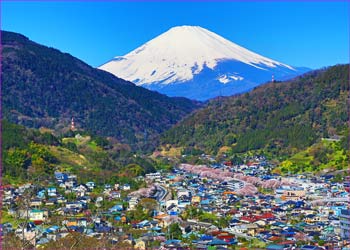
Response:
[139,198,158,212]
[168,223,182,240]
[121,164,145,177]
[199,212,218,224]
[64,141,78,153]
[126,205,149,221]
[3,148,30,179]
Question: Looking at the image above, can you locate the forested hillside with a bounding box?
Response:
[1,31,200,151]
[161,64,349,158]
[2,120,158,184]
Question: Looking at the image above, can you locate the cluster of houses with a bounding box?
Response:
[2,156,350,249]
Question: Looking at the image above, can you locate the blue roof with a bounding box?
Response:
[37,238,50,245]
[95,226,112,232]
[281,230,296,235]
[109,205,123,211]
[300,245,323,250]
[266,244,285,250]
[272,222,286,227]
[200,235,213,240]
[229,238,238,244]
[55,172,68,178]
[164,239,181,245]
[200,199,210,205]
[137,220,150,226]
[230,218,240,223]
[208,238,228,245]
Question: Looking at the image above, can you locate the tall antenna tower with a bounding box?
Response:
[71,117,76,131]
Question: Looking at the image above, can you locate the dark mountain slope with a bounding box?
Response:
[161,64,349,156]
[1,31,200,150]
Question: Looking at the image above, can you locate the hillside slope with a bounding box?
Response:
[1,31,200,150]
[2,120,157,184]
[161,64,349,157]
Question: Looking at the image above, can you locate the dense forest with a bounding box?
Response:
[1,31,200,151]
[161,64,349,159]
[2,120,161,184]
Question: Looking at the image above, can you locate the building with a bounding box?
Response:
[340,209,350,240]
[29,209,46,222]
[282,189,306,201]
[129,197,139,210]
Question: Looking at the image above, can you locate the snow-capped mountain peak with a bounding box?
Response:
[100,25,294,85]
[99,25,307,100]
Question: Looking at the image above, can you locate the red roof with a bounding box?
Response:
[33,220,43,225]
[269,236,281,241]
[278,240,295,245]
[227,210,238,215]
[240,216,258,223]
[211,231,226,236]
[247,162,259,166]
[217,235,235,240]
[224,161,232,166]
[256,212,275,220]
[240,212,275,223]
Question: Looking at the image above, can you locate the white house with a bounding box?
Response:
[47,187,57,197]
[29,209,46,221]
[128,197,139,210]
[122,184,131,191]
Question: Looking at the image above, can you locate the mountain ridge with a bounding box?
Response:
[1,30,201,151]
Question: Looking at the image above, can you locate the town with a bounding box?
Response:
[2,155,349,250]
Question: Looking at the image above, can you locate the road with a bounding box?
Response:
[154,185,168,202]
[310,197,350,205]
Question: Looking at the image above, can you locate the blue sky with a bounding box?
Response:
[2,1,349,69]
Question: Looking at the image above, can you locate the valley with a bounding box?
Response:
[1,29,349,250]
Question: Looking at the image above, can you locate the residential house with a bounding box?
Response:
[47,187,57,197]
[129,197,139,210]
[231,223,259,236]
[30,198,43,207]
[134,239,146,250]
[122,184,131,191]
[72,184,88,197]
[86,181,95,190]
[45,198,57,206]
[108,191,121,199]
[109,204,123,213]
[54,172,68,183]
[282,189,306,201]
[29,209,47,222]
[340,209,350,240]
[64,218,88,227]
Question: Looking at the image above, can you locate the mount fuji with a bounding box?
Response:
[99,25,309,100]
